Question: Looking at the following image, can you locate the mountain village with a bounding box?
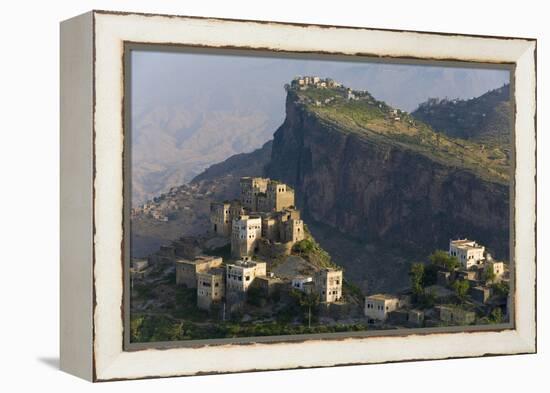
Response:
[129,77,510,340]
[131,174,510,333]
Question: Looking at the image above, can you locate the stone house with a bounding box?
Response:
[266,180,295,212]
[437,305,476,325]
[196,267,225,310]
[280,212,304,244]
[175,255,223,288]
[239,177,295,213]
[210,200,245,237]
[364,294,400,321]
[260,208,304,245]
[260,213,279,241]
[387,310,409,324]
[240,177,269,211]
[225,260,267,292]
[315,268,343,303]
[210,201,231,236]
[231,215,262,258]
[485,259,505,280]
[455,269,479,281]
[449,239,485,269]
[253,275,286,297]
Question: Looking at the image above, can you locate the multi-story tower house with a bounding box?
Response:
[210,200,245,237]
[231,215,262,258]
[266,180,295,212]
[239,177,295,213]
[314,268,343,303]
[196,267,225,310]
[175,255,223,288]
[210,202,231,236]
[276,208,304,243]
[225,260,267,292]
[260,208,304,244]
[240,177,268,211]
[260,213,279,241]
[283,217,305,244]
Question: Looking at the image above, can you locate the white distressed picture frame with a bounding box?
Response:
[60,10,536,381]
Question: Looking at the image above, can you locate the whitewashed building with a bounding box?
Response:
[231,215,262,258]
[225,260,267,292]
[449,239,485,269]
[315,268,343,303]
[364,294,400,321]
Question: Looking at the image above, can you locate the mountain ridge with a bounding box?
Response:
[133,80,511,292]
[411,84,511,147]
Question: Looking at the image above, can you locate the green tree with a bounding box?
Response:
[452,279,470,302]
[482,267,496,283]
[417,291,436,309]
[292,239,315,254]
[429,250,459,271]
[492,281,510,298]
[423,264,439,286]
[409,262,425,297]
[299,292,320,328]
[246,285,266,307]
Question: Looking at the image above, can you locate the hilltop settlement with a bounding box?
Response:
[129,77,511,341]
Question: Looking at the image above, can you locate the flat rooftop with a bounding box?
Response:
[175,255,221,265]
[450,239,484,250]
[199,267,225,276]
[367,293,398,301]
[229,260,265,268]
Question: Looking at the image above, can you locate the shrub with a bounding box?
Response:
[429,250,459,271]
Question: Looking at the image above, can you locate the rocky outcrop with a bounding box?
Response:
[267,92,510,260]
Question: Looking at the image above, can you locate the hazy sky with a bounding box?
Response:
[132,49,510,115]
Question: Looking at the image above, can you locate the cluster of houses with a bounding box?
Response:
[131,201,169,221]
[290,76,362,103]
[131,183,212,222]
[168,177,344,312]
[210,177,305,258]
[174,254,343,311]
[131,172,507,327]
[363,238,509,326]
[290,76,342,89]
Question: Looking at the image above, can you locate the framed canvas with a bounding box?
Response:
[60,10,537,381]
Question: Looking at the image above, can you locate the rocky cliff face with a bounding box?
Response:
[267,92,510,261]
